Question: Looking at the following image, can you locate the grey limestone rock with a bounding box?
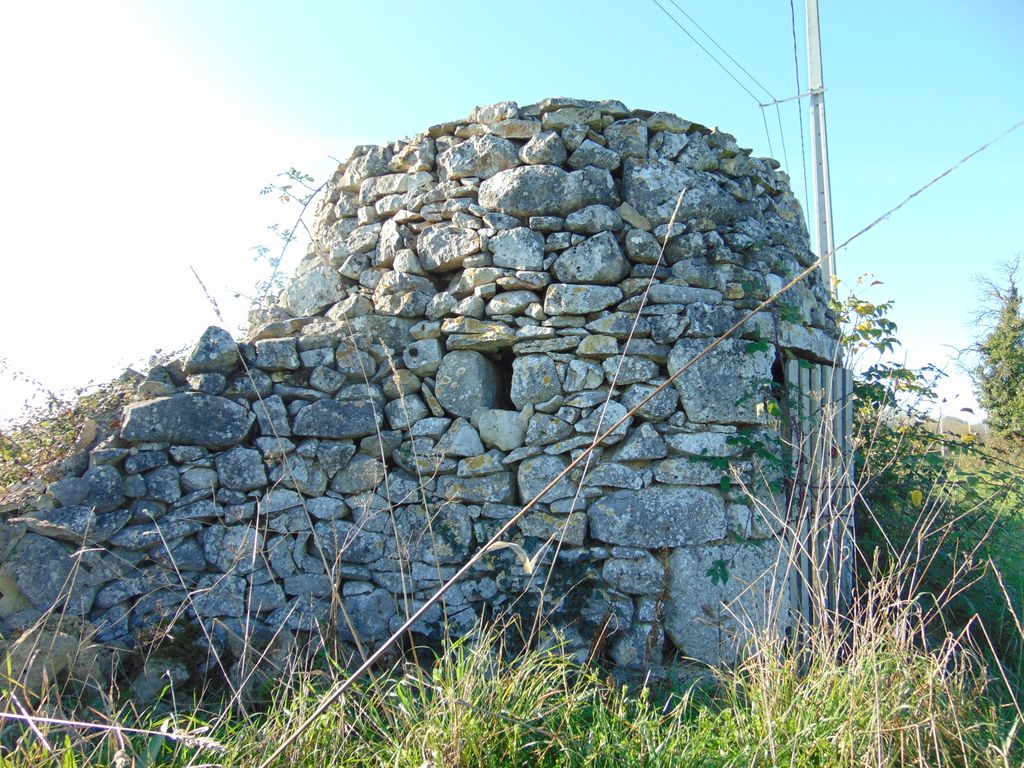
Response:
[121,394,255,448]
[7,534,74,611]
[435,418,485,458]
[254,394,290,437]
[489,226,545,270]
[11,506,130,544]
[438,134,520,180]
[436,473,515,504]
[478,165,617,218]
[552,232,630,285]
[384,393,429,430]
[563,359,605,392]
[281,264,345,317]
[150,537,206,571]
[250,581,287,613]
[622,158,744,226]
[403,339,444,376]
[665,431,742,457]
[82,465,125,513]
[191,574,246,618]
[215,447,267,491]
[340,146,391,192]
[602,355,659,385]
[254,338,300,371]
[619,382,679,422]
[47,477,90,507]
[434,351,499,418]
[328,454,385,494]
[518,131,567,165]
[183,326,240,375]
[417,225,481,273]
[602,552,665,595]
[518,510,587,546]
[588,485,726,547]
[611,422,668,460]
[624,228,661,264]
[107,519,203,550]
[604,118,648,161]
[565,205,623,234]
[189,372,225,396]
[469,100,519,124]
[574,400,631,444]
[145,464,181,503]
[372,271,435,317]
[339,587,394,642]
[610,623,664,669]
[271,595,331,631]
[487,290,539,315]
[665,540,790,664]
[542,106,602,131]
[568,140,621,171]
[525,413,574,445]
[653,458,724,486]
[668,338,773,424]
[517,454,576,503]
[477,409,527,451]
[457,449,504,477]
[314,519,386,563]
[124,451,168,475]
[292,399,383,439]
[543,284,623,315]
[511,354,561,409]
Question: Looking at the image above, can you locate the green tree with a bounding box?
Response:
[973,257,1024,442]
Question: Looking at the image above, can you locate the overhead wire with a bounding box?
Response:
[830,117,1024,258]
[648,0,764,106]
[663,0,792,172]
[652,0,796,173]
[666,0,777,102]
[789,0,812,225]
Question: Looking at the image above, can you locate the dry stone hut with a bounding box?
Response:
[0,98,849,685]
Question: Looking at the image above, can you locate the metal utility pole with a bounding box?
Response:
[807,0,836,293]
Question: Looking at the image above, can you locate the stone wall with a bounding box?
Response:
[0,98,839,683]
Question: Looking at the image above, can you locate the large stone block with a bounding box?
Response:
[434,351,500,418]
[183,326,239,375]
[543,284,623,315]
[588,485,726,547]
[281,264,345,317]
[417,225,481,273]
[479,165,617,218]
[552,232,630,285]
[622,158,745,226]
[665,540,791,664]
[292,399,383,439]
[121,394,255,448]
[667,338,773,424]
[510,354,561,409]
[5,534,75,612]
[489,227,544,270]
[438,134,520,179]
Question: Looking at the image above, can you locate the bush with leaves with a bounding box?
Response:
[837,278,1024,696]
[0,365,136,502]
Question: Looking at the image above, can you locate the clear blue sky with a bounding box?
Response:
[2,0,1022,422]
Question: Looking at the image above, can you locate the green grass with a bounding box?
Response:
[2,579,1020,768]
